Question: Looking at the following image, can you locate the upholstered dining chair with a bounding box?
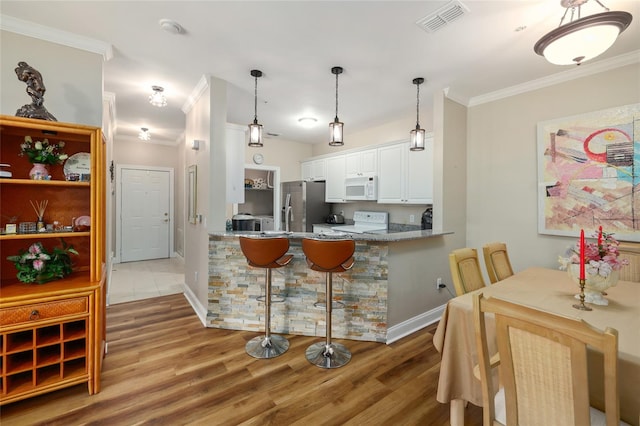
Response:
[482,242,514,284]
[449,248,487,296]
[618,242,640,282]
[472,292,627,426]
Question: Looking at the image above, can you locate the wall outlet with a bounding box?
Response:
[409,214,415,223]
[436,277,444,290]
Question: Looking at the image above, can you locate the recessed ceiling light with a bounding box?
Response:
[159,19,184,35]
[298,117,318,128]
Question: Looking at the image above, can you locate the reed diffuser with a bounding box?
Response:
[30,199,48,231]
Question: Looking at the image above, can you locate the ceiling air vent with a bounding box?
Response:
[415,0,470,34]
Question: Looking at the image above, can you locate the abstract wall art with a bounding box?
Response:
[537,104,640,241]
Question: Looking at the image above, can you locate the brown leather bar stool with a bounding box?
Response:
[239,236,293,359]
[301,237,355,369]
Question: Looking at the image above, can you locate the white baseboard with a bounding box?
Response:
[386,304,446,344]
[182,284,207,327]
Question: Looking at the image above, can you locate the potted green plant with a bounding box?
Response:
[6,240,78,284]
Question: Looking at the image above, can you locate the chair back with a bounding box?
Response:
[302,238,355,273]
[239,237,292,268]
[449,248,486,296]
[473,292,620,426]
[482,242,514,284]
[618,242,640,282]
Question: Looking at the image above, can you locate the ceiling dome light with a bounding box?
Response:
[159,19,184,35]
[534,0,632,66]
[149,85,167,107]
[138,127,151,141]
[298,117,318,128]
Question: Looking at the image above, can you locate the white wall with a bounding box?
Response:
[0,30,103,127]
[240,132,312,183]
[467,63,640,281]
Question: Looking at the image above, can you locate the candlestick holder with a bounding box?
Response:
[572,278,592,311]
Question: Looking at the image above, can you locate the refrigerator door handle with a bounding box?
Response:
[285,206,293,232]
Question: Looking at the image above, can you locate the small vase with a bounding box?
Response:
[567,264,619,306]
[29,163,49,180]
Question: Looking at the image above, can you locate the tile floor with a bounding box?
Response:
[107,256,185,305]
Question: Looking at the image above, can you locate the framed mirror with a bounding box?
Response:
[188,164,197,224]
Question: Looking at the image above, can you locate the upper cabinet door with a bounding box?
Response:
[377,139,433,204]
[345,149,377,177]
[301,159,326,181]
[325,155,346,202]
[226,125,246,204]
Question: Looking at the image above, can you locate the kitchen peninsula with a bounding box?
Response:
[207,229,451,343]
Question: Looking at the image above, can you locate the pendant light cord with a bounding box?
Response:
[416,82,420,127]
[334,72,339,121]
[253,75,258,123]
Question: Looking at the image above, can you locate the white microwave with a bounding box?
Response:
[345,175,378,201]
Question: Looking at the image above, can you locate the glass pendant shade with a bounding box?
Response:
[534,7,632,66]
[410,126,426,151]
[248,69,264,147]
[329,118,344,146]
[248,119,263,147]
[138,127,151,141]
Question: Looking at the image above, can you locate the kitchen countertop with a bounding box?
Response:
[210,228,452,242]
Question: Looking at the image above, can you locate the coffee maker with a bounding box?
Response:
[421,207,433,230]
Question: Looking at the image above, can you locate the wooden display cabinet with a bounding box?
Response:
[0,115,106,405]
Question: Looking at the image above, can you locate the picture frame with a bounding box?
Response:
[537,103,639,241]
[187,164,197,225]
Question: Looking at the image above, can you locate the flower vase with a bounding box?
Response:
[29,163,49,180]
[567,264,619,306]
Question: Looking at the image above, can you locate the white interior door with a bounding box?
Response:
[120,168,170,262]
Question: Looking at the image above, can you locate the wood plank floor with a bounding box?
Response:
[1,294,483,425]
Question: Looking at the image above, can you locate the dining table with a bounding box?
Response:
[433,267,640,426]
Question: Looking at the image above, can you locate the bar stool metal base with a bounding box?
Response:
[246,335,290,359]
[305,342,351,369]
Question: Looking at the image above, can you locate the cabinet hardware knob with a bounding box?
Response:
[30,310,40,320]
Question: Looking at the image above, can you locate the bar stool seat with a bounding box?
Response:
[239,236,293,359]
[302,237,355,369]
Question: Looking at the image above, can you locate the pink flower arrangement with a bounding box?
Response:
[559,228,628,277]
[6,240,77,284]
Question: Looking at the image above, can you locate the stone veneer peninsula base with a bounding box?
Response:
[208,230,450,343]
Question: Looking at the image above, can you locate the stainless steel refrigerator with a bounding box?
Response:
[281,181,331,232]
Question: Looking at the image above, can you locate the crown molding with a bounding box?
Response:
[0,14,113,60]
[468,50,640,107]
[181,74,210,114]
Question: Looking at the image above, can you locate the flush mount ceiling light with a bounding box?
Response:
[138,127,151,141]
[149,85,167,107]
[248,69,264,147]
[298,117,318,128]
[410,77,426,151]
[329,66,344,146]
[534,0,632,66]
[159,19,184,35]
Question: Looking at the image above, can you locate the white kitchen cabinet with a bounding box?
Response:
[325,155,346,202]
[377,139,433,204]
[226,124,246,204]
[345,148,377,177]
[301,158,326,181]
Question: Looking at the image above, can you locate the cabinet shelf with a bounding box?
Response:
[0,178,90,187]
[0,231,90,241]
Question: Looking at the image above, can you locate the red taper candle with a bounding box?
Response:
[579,229,585,280]
[597,225,603,247]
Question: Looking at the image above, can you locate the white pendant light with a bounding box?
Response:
[534,0,632,66]
[149,86,167,107]
[248,69,264,147]
[329,66,344,146]
[410,77,426,151]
